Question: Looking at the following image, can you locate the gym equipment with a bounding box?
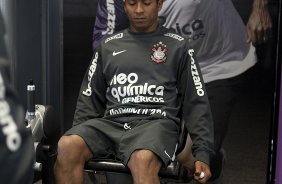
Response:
[25,79,59,183]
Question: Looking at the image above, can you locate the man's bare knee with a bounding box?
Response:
[56,135,92,164]
[54,135,92,184]
[127,150,161,184]
[128,150,161,172]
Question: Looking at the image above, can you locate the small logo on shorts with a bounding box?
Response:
[123,123,131,130]
[164,144,178,161]
[151,42,167,63]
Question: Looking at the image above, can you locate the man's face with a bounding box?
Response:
[124,0,163,33]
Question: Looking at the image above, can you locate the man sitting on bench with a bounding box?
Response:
[54,0,214,183]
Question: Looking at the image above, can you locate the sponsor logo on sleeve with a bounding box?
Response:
[82,52,98,96]
[188,49,204,96]
[105,33,123,43]
[164,33,184,41]
[0,74,22,152]
[102,0,116,35]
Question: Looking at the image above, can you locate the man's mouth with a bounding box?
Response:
[134,17,146,22]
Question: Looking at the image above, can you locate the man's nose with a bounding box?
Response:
[135,3,144,13]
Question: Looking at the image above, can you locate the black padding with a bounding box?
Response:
[176,119,188,154]
[42,105,58,139]
[35,142,47,163]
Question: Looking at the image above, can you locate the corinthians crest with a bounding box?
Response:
[151,42,168,63]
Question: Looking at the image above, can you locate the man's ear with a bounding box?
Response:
[123,1,127,15]
[157,0,163,12]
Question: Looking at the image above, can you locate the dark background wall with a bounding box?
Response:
[0,0,63,132]
[63,0,97,131]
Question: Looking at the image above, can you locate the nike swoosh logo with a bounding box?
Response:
[113,50,127,56]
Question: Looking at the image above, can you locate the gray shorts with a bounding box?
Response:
[65,118,179,166]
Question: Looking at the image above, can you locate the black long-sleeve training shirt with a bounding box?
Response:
[74,26,214,165]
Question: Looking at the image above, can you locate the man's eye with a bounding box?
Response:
[128,1,136,5]
[143,0,152,5]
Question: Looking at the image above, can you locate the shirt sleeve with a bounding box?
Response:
[92,0,129,49]
[177,48,215,165]
[73,48,107,126]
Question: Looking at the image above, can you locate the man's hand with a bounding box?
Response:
[193,161,212,184]
[246,0,272,44]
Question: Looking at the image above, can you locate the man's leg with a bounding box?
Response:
[205,76,242,183]
[127,149,162,184]
[54,135,93,184]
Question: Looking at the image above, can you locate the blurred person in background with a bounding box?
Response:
[0,9,34,184]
